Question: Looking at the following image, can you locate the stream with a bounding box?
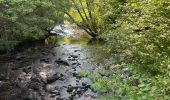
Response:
[0,25,110,100]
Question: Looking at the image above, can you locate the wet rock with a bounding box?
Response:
[72,68,77,72]
[45,84,56,92]
[59,90,72,100]
[39,72,47,80]
[50,91,60,100]
[122,68,132,78]
[70,55,78,59]
[71,63,79,69]
[50,30,57,34]
[52,24,64,32]
[41,52,48,56]
[19,60,30,65]
[46,73,61,84]
[23,66,32,74]
[16,55,26,61]
[76,79,79,83]
[58,73,65,81]
[67,57,75,61]
[40,58,50,63]
[47,73,65,82]
[72,72,78,77]
[16,60,32,69]
[77,89,97,100]
[77,96,95,100]
[50,94,57,98]
[28,82,41,90]
[12,60,31,70]
[57,97,70,100]
[75,94,80,98]
[67,85,74,93]
[77,88,83,95]
[71,61,80,65]
[16,73,31,89]
[68,55,79,61]
[84,89,97,98]
[31,75,42,83]
[80,78,92,88]
[55,59,70,66]
[50,90,60,95]
[74,50,80,52]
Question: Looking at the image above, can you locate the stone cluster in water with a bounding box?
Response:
[0,42,98,100]
[0,25,100,100]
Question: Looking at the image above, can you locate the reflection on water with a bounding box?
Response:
[45,35,112,63]
[63,36,70,43]
[45,35,90,45]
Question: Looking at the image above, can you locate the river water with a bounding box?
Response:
[0,25,111,100]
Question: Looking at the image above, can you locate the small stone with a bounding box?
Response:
[80,78,92,88]
[72,72,78,77]
[67,86,74,92]
[76,80,79,82]
[67,58,75,61]
[50,94,57,98]
[75,94,79,98]
[71,62,81,68]
[84,89,97,98]
[55,59,70,66]
[16,55,26,61]
[74,50,80,52]
[50,90,60,95]
[29,82,41,90]
[46,74,60,84]
[23,66,32,74]
[40,58,50,63]
[76,88,82,95]
[122,68,132,78]
[39,72,47,80]
[45,84,56,92]
[70,55,78,58]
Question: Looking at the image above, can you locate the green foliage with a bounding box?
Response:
[0,0,63,53]
[121,0,170,74]
[91,79,109,92]
[100,0,170,75]
[75,0,170,99]
[0,0,169,98]
[77,70,92,77]
[0,40,19,53]
[78,69,113,93]
[55,0,123,37]
[89,66,170,100]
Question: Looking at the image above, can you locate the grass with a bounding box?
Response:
[79,63,170,100]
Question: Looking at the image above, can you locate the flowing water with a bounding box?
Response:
[0,25,111,100]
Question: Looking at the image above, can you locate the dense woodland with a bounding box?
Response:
[0,0,170,99]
